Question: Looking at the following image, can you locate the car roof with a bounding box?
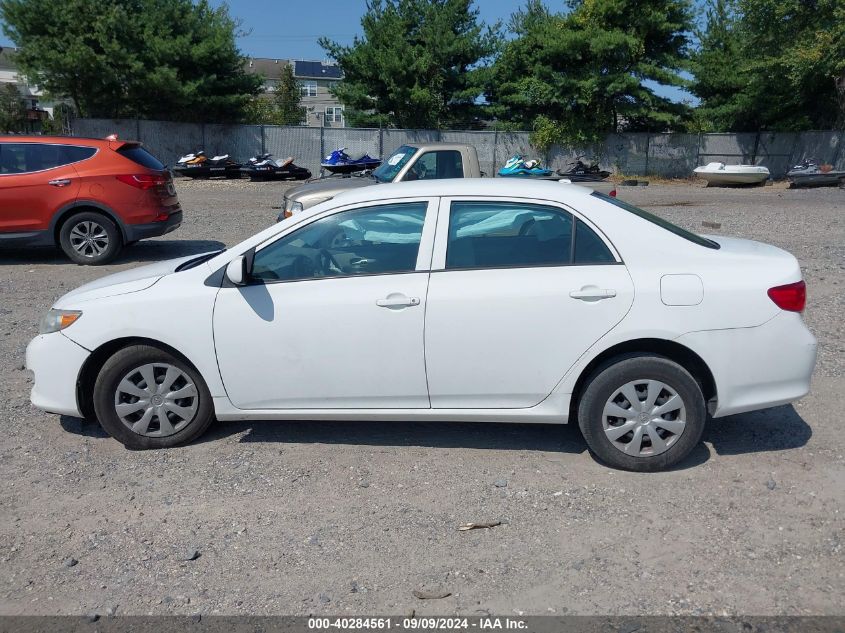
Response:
[0,135,134,148]
[331,177,598,206]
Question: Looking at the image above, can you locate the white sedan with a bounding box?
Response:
[26,179,817,471]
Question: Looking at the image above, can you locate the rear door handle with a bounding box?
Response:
[376,294,420,308]
[48,178,72,187]
[570,287,617,301]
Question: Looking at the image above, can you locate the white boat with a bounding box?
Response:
[693,162,770,185]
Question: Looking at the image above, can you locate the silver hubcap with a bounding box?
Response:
[114,363,198,437]
[69,221,109,257]
[602,379,687,457]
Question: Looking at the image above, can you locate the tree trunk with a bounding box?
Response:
[836,71,845,130]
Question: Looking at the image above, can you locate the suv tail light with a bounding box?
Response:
[116,174,167,190]
[767,280,806,312]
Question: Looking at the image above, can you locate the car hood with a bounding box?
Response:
[286,176,376,205]
[53,252,216,308]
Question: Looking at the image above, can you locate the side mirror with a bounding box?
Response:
[224,248,255,286]
[225,257,247,285]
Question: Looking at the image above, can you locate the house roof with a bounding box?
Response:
[294,60,342,80]
[244,58,342,82]
[244,57,291,81]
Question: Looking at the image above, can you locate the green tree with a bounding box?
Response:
[320,0,499,128]
[0,0,262,122]
[691,0,844,130]
[274,64,305,126]
[489,0,694,146]
[242,95,282,125]
[0,82,26,132]
[688,0,748,131]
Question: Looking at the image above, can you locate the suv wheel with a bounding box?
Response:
[93,345,215,449]
[59,211,122,265]
[577,354,706,472]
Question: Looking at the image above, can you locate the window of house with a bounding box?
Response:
[299,82,317,97]
[325,107,343,123]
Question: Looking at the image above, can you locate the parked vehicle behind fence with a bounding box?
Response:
[0,135,182,264]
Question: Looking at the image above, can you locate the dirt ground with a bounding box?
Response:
[0,178,842,617]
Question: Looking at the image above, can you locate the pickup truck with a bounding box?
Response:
[279,142,615,220]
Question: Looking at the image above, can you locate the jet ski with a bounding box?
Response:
[786,159,845,188]
[172,151,243,179]
[556,158,611,182]
[321,147,381,174]
[241,153,312,181]
[498,154,553,177]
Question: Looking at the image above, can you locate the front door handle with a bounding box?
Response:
[570,287,617,301]
[376,294,420,308]
[48,178,72,187]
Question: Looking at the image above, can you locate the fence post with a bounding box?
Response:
[492,129,498,178]
[260,125,266,155]
[751,130,761,164]
[643,133,650,177]
[696,132,702,167]
[786,132,800,171]
[201,123,206,151]
[135,118,141,142]
[830,129,845,169]
[319,117,325,161]
[379,123,383,158]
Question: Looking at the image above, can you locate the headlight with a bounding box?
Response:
[39,309,82,334]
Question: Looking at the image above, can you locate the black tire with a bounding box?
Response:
[93,345,215,449]
[58,211,122,265]
[577,354,706,472]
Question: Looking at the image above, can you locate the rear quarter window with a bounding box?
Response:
[117,145,165,170]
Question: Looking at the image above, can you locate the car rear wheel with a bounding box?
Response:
[59,211,122,265]
[93,345,215,449]
[577,354,706,472]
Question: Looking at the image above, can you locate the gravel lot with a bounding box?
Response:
[0,178,842,617]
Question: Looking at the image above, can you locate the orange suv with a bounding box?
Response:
[0,135,182,264]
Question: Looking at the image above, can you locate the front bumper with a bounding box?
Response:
[676,311,817,418]
[124,210,183,242]
[26,332,90,417]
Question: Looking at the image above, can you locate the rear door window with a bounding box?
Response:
[0,143,95,173]
[117,145,165,170]
[446,201,573,269]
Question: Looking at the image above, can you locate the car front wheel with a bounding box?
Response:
[93,345,215,449]
[577,354,706,472]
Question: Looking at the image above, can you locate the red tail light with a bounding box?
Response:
[116,174,166,190]
[609,188,617,197]
[767,280,806,312]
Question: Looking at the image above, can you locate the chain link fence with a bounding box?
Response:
[72,118,845,179]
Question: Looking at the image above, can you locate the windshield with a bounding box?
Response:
[591,192,720,249]
[371,145,417,183]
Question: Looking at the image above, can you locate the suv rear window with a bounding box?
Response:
[592,192,720,249]
[117,145,165,170]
